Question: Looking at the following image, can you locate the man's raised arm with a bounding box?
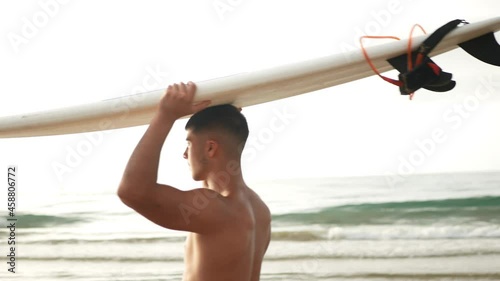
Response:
[117,82,212,231]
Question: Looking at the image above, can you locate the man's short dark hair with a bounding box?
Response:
[185,104,249,148]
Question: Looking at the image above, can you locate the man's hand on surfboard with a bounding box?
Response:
[159,82,211,120]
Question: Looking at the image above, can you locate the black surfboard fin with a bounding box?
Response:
[385,19,466,96]
[459,32,500,66]
[365,19,498,98]
[389,55,456,94]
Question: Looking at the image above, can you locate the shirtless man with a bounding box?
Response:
[117,81,271,281]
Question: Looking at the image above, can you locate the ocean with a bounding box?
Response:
[1,171,500,280]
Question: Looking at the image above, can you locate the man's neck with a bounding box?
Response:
[203,160,245,196]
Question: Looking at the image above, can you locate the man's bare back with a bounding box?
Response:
[117,82,271,280]
[184,187,271,281]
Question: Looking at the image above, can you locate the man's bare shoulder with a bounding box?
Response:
[247,187,270,209]
[245,187,271,227]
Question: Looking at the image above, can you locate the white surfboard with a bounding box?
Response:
[1,17,499,138]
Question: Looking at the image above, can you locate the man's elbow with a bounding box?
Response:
[117,184,126,199]
[117,182,153,208]
[117,183,139,205]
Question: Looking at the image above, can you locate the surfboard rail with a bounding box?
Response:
[1,17,499,138]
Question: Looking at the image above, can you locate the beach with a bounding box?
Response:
[1,171,500,280]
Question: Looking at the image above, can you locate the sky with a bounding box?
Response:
[0,0,499,198]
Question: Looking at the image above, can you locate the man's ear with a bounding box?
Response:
[206,140,218,158]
